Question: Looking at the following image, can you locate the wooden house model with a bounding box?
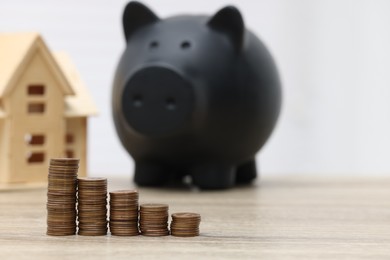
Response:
[0,32,97,184]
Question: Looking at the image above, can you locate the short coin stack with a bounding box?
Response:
[109,190,139,236]
[47,158,79,236]
[170,212,201,237]
[77,177,108,236]
[139,204,169,236]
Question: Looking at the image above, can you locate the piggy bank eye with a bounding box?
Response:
[149,40,159,49]
[180,41,191,49]
[132,94,143,107]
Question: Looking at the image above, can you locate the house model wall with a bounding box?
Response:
[0,32,97,184]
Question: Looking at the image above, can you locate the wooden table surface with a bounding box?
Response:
[0,175,389,259]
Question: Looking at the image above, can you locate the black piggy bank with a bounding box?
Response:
[112,1,281,189]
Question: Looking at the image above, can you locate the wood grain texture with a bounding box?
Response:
[0,175,390,259]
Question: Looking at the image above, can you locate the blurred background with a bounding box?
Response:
[1,0,389,177]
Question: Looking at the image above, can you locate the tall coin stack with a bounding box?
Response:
[77,177,108,236]
[109,190,139,236]
[139,204,170,236]
[170,212,201,237]
[47,158,79,236]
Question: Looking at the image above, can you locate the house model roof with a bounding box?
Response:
[0,32,97,117]
[54,52,98,117]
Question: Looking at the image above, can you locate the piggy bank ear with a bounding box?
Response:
[123,1,159,42]
[207,6,244,52]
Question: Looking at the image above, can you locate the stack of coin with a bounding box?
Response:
[77,177,108,236]
[170,212,201,237]
[47,158,79,236]
[109,190,139,236]
[139,204,169,236]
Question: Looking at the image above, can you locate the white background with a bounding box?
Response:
[1,0,390,177]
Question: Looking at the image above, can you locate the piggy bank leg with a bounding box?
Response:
[134,162,166,187]
[235,159,257,184]
[189,164,235,189]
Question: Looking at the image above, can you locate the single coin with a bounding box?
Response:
[78,177,107,182]
[171,212,201,219]
[50,158,80,165]
[140,203,168,210]
[109,190,138,195]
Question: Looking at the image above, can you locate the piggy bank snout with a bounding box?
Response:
[121,66,195,136]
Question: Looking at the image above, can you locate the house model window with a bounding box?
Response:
[66,150,74,158]
[66,133,74,144]
[25,134,45,145]
[27,152,45,163]
[28,84,45,95]
[28,103,45,114]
